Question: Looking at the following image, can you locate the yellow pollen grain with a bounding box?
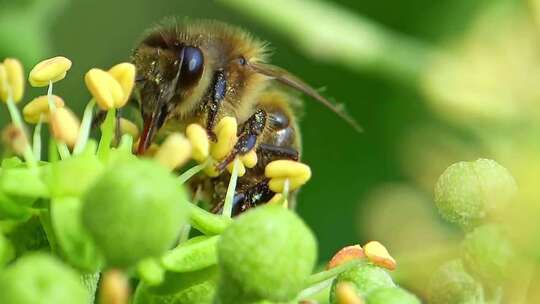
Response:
[154,133,192,171]
[240,150,258,168]
[29,56,72,87]
[50,107,80,147]
[23,95,65,124]
[210,117,238,160]
[363,241,396,271]
[108,63,136,108]
[85,68,125,110]
[227,161,246,177]
[186,124,209,162]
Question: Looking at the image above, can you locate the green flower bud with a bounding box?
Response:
[434,159,517,229]
[428,260,484,304]
[217,205,317,303]
[82,158,189,268]
[367,287,420,304]
[462,225,513,285]
[329,261,395,303]
[0,253,89,304]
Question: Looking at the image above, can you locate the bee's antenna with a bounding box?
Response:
[248,62,363,132]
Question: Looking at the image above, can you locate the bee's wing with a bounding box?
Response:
[248,62,363,132]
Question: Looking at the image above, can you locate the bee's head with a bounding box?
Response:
[133,32,206,154]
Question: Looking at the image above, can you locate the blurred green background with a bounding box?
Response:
[0,0,526,262]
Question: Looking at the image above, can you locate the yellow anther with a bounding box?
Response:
[210,117,237,160]
[363,241,396,271]
[118,118,139,139]
[50,107,80,147]
[108,63,136,108]
[22,95,65,124]
[268,176,310,192]
[99,270,129,304]
[1,123,29,156]
[186,124,209,162]
[1,58,25,103]
[265,160,311,192]
[29,56,72,87]
[240,150,258,168]
[335,282,364,304]
[227,160,246,177]
[85,68,125,110]
[327,245,365,270]
[154,133,192,171]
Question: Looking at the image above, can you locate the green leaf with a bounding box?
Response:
[162,235,219,272]
[50,197,103,272]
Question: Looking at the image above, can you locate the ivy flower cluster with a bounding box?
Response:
[0,54,411,304]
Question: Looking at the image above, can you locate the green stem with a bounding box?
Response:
[178,161,208,185]
[32,117,43,161]
[48,137,58,162]
[73,99,96,155]
[97,108,116,160]
[6,98,37,169]
[304,260,361,288]
[222,157,240,218]
[219,0,434,84]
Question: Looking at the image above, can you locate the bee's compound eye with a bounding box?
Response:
[180,46,204,87]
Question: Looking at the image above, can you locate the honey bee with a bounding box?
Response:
[132,19,360,215]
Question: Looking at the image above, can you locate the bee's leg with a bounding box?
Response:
[211,180,274,216]
[257,143,299,162]
[216,109,267,170]
[204,69,227,140]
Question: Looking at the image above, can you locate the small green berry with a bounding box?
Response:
[0,253,89,304]
[329,261,395,303]
[367,287,420,304]
[217,205,317,303]
[434,159,516,229]
[462,225,513,285]
[82,158,188,267]
[428,259,484,304]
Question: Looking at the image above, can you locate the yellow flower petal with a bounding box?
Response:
[1,58,25,103]
[240,150,258,168]
[118,118,139,139]
[154,133,192,170]
[210,117,237,160]
[108,63,136,108]
[50,107,80,147]
[186,124,209,162]
[265,160,311,179]
[85,68,124,110]
[363,241,396,271]
[29,56,72,87]
[23,95,65,124]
